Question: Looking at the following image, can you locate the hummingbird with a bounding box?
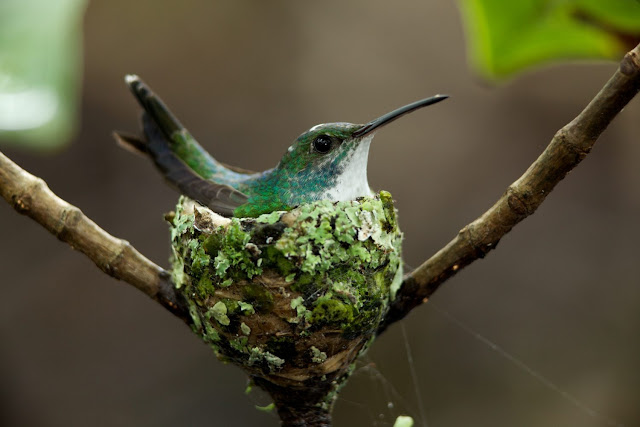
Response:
[114,75,448,218]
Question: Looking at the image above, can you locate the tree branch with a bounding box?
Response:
[379,42,640,333]
[2,43,638,354]
[0,151,190,322]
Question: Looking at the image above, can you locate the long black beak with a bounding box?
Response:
[352,94,449,138]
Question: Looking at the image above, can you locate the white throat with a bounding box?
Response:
[322,136,374,201]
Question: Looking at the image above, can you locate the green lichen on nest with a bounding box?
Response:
[169,191,403,399]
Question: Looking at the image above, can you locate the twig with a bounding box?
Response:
[379,42,640,333]
[0,151,190,322]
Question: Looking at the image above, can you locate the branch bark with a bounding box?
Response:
[379,42,640,333]
[0,151,190,322]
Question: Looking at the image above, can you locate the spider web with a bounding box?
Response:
[333,297,626,427]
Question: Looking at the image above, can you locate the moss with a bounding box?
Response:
[241,283,274,313]
[290,296,310,323]
[202,320,221,344]
[187,299,202,332]
[248,347,285,373]
[222,298,240,314]
[209,301,230,326]
[195,275,215,300]
[256,211,282,225]
[190,241,211,275]
[290,272,323,297]
[264,245,295,277]
[169,192,403,408]
[240,322,251,335]
[230,336,249,351]
[310,346,327,364]
[202,233,224,255]
[170,250,187,289]
[389,262,404,300]
[343,301,383,338]
[310,296,355,326]
[170,204,194,242]
[238,301,255,315]
[379,190,397,232]
[210,220,263,280]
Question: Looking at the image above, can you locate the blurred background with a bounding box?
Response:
[1,1,639,426]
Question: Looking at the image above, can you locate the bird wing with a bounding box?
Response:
[123,75,257,178]
[116,75,251,216]
[114,115,249,217]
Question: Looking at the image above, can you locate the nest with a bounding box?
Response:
[169,191,403,408]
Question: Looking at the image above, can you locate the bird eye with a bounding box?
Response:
[313,135,333,154]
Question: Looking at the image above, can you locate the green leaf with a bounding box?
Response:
[459,0,640,79]
[0,0,88,149]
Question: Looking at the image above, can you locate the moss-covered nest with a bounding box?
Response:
[169,191,403,407]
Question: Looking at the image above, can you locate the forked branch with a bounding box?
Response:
[1,43,638,358]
